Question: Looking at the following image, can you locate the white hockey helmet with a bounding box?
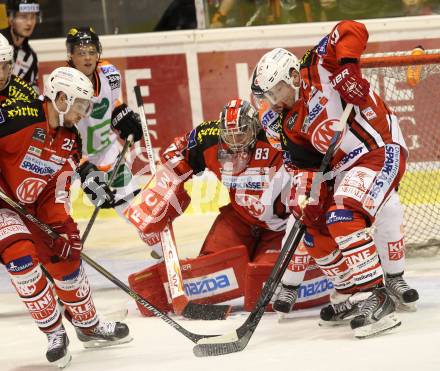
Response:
[251,48,300,104]
[0,34,13,63]
[44,66,94,117]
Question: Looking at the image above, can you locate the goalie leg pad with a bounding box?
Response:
[2,240,62,332]
[244,257,331,312]
[129,245,249,316]
[128,263,171,317]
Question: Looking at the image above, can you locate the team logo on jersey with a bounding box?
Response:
[311,118,341,154]
[308,95,328,123]
[317,35,329,55]
[101,65,117,74]
[91,98,110,119]
[16,178,47,203]
[286,112,297,130]
[0,108,5,124]
[235,193,265,217]
[32,128,46,142]
[362,107,377,121]
[20,154,61,176]
[27,145,42,157]
[187,128,197,149]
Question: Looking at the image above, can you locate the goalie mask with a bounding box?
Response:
[251,48,300,107]
[218,99,260,174]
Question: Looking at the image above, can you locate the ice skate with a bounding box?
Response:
[46,325,72,369]
[76,321,132,349]
[319,291,360,326]
[385,272,419,311]
[350,287,401,339]
[273,284,299,316]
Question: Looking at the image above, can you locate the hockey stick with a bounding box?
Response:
[0,188,218,344]
[43,135,135,320]
[82,133,134,243]
[133,85,231,320]
[193,103,354,357]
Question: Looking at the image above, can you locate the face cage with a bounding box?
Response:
[220,112,258,152]
[217,144,252,175]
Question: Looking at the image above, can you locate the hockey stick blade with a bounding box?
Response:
[193,306,264,357]
[182,301,232,320]
[193,221,305,357]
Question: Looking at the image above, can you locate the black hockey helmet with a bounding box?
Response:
[7,0,40,15]
[66,26,102,54]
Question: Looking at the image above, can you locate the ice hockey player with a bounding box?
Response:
[0,66,131,368]
[63,27,168,257]
[0,33,38,104]
[0,0,40,91]
[251,20,419,338]
[126,99,331,314]
[252,47,419,317]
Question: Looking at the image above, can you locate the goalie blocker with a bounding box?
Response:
[128,244,331,316]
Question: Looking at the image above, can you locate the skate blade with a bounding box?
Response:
[319,318,352,327]
[276,311,290,323]
[396,301,417,313]
[82,335,133,349]
[51,351,72,369]
[354,313,401,339]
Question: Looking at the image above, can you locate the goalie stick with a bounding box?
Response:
[193,103,354,357]
[0,188,219,344]
[133,85,231,320]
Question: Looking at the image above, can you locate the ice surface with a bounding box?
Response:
[0,216,439,371]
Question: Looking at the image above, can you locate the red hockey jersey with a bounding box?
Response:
[0,96,81,227]
[162,120,291,231]
[298,20,407,174]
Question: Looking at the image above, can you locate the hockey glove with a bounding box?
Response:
[111,103,143,142]
[330,63,370,106]
[289,170,331,227]
[78,161,115,209]
[124,165,191,234]
[50,217,82,260]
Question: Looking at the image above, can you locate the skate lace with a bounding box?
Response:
[93,321,116,336]
[47,328,65,350]
[278,286,298,304]
[358,292,379,317]
[386,276,410,294]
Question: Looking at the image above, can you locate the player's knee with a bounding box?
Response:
[326,207,368,241]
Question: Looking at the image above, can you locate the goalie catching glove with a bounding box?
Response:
[330,62,370,106]
[111,103,143,142]
[78,161,115,209]
[50,216,82,260]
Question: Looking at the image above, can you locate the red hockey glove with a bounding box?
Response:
[124,165,191,234]
[50,216,82,260]
[330,63,370,106]
[288,170,331,227]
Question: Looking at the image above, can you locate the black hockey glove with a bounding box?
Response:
[111,103,143,142]
[78,161,116,209]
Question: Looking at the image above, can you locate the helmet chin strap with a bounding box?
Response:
[53,100,71,128]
